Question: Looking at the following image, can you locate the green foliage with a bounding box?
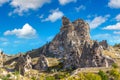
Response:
[98,70,109,80]
[45,76,55,80]
[54,72,70,79]
[1,74,11,80]
[112,63,119,68]
[31,76,37,80]
[109,68,120,80]
[78,72,86,80]
[85,72,101,80]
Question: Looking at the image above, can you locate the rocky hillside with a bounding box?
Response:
[4,16,116,69]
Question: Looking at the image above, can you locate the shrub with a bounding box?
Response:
[85,72,101,80]
[98,70,108,80]
[78,72,86,80]
[45,76,55,80]
[112,63,119,68]
[109,68,120,80]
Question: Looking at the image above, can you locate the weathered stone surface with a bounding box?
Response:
[0,51,4,67]
[79,41,114,68]
[14,54,32,75]
[24,16,115,69]
[35,54,49,71]
[24,55,32,72]
[47,16,90,58]
[15,54,25,75]
[99,40,109,50]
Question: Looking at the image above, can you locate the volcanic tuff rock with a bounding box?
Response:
[0,51,4,67]
[14,54,32,75]
[35,54,49,71]
[79,41,114,68]
[45,16,114,69]
[5,16,115,69]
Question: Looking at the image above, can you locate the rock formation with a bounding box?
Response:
[9,16,115,70]
[24,55,32,72]
[47,16,91,58]
[79,41,114,68]
[35,54,49,71]
[99,40,109,50]
[14,54,32,75]
[0,51,4,67]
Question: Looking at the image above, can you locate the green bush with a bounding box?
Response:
[45,76,55,80]
[112,63,119,68]
[78,72,86,80]
[85,73,101,80]
[55,72,70,79]
[109,69,120,80]
[98,70,108,80]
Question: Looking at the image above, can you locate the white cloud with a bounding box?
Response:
[4,23,37,39]
[0,37,8,42]
[0,0,9,6]
[42,8,64,22]
[59,0,77,5]
[115,14,120,21]
[9,0,51,16]
[103,22,120,30]
[88,15,109,29]
[92,33,120,45]
[114,31,120,34]
[108,0,120,9]
[75,5,86,12]
[93,33,111,39]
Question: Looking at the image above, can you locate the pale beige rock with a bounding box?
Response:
[0,51,4,67]
[35,54,49,71]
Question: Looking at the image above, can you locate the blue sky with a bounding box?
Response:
[0,0,120,54]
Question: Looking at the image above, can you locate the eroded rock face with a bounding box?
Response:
[15,54,25,75]
[26,16,115,69]
[80,41,114,68]
[35,54,49,71]
[47,16,90,58]
[14,54,32,75]
[99,40,109,50]
[24,55,32,72]
[0,51,4,67]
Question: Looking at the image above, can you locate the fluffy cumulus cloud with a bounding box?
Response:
[115,14,120,21]
[59,0,77,5]
[75,5,86,12]
[9,0,51,16]
[0,0,9,6]
[108,0,120,8]
[42,8,64,22]
[103,22,120,30]
[88,15,109,29]
[4,23,37,39]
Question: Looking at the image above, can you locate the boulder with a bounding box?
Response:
[14,54,32,75]
[35,54,49,71]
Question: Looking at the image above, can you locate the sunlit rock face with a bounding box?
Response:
[35,54,49,71]
[80,41,114,68]
[14,54,32,75]
[0,51,4,67]
[26,16,115,69]
[47,16,91,58]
